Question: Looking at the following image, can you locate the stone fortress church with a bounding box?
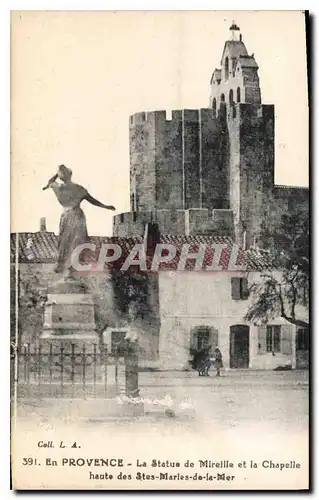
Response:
[11,25,309,371]
[113,23,308,248]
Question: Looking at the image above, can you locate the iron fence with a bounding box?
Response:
[11,342,125,399]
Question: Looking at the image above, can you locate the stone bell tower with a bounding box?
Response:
[209,23,275,247]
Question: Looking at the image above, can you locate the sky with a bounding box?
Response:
[11,10,309,236]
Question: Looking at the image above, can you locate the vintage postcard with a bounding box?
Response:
[10,10,309,490]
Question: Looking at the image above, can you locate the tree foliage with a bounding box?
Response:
[11,268,47,345]
[245,205,309,328]
[110,268,150,320]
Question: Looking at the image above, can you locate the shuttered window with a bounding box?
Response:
[241,278,249,299]
[231,277,241,300]
[281,325,292,355]
[296,328,309,351]
[266,325,281,353]
[231,277,249,300]
[258,326,267,353]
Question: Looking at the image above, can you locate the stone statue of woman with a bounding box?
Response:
[43,165,115,274]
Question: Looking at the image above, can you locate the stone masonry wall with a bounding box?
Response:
[128,109,229,213]
[129,112,156,213]
[200,108,229,210]
[238,104,275,247]
[155,110,184,209]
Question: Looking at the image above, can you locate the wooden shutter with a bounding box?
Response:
[281,325,292,355]
[231,277,241,300]
[190,330,197,351]
[297,328,309,351]
[210,329,218,350]
[241,278,249,299]
[258,326,267,353]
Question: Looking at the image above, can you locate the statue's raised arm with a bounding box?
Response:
[42,173,58,191]
[43,165,115,274]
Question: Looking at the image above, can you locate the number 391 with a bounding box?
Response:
[22,457,38,466]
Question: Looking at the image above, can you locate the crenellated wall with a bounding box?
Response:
[128,109,230,213]
[113,211,152,237]
[113,208,236,237]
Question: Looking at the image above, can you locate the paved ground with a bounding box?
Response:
[15,369,309,432]
[12,370,309,490]
[138,370,309,432]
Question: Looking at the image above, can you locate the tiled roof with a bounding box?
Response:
[243,248,274,272]
[155,235,242,271]
[10,232,274,271]
[11,232,59,264]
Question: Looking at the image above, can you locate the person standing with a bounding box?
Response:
[213,347,223,377]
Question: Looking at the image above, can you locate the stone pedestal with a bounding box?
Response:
[42,277,98,340]
[38,276,106,397]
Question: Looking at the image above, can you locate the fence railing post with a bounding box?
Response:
[26,343,30,397]
[124,339,139,398]
[71,343,75,398]
[93,343,97,397]
[82,344,86,397]
[60,344,64,397]
[103,345,108,398]
[115,348,119,394]
[37,344,42,390]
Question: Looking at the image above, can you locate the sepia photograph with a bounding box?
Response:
[10,10,309,490]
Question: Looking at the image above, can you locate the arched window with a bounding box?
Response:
[220,93,225,103]
[225,57,229,80]
[232,58,236,76]
[212,98,217,116]
[229,89,234,103]
[131,193,135,211]
[237,87,241,103]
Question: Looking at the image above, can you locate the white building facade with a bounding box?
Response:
[157,270,308,371]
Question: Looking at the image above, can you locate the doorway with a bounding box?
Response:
[230,325,249,368]
[190,326,218,352]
